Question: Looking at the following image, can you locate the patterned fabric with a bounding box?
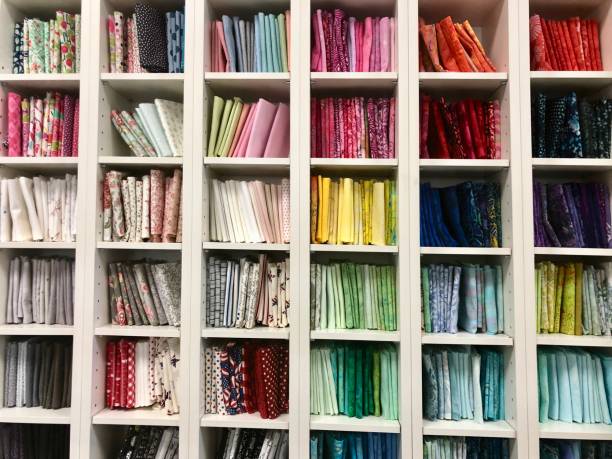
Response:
[135,3,169,73]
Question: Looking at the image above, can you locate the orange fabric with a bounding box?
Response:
[439,16,471,71]
[435,23,459,71]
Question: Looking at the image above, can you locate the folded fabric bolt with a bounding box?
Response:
[540,440,612,459]
[311,431,398,459]
[211,11,290,72]
[12,11,81,74]
[6,256,75,326]
[310,341,398,420]
[0,424,70,458]
[209,178,290,244]
[530,15,603,71]
[419,16,496,72]
[108,260,181,327]
[3,337,72,409]
[311,260,396,331]
[311,176,397,246]
[538,347,611,424]
[103,168,182,243]
[532,181,612,248]
[423,346,505,422]
[207,97,289,158]
[535,261,612,337]
[311,96,395,159]
[105,337,180,414]
[0,174,77,243]
[218,429,288,458]
[420,181,502,248]
[1,90,79,157]
[423,437,510,459]
[116,426,179,459]
[531,92,611,158]
[420,94,501,159]
[422,263,504,335]
[311,9,396,72]
[203,341,289,419]
[111,99,183,157]
[206,255,289,329]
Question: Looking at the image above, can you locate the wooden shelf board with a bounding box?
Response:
[311,158,398,172]
[539,421,612,440]
[532,158,612,171]
[0,242,76,249]
[93,408,179,426]
[310,415,400,433]
[311,244,398,253]
[202,242,290,251]
[422,419,516,438]
[0,73,80,90]
[0,324,74,336]
[0,157,79,170]
[204,157,290,173]
[536,334,612,347]
[530,71,612,90]
[201,327,289,339]
[420,159,509,173]
[98,156,183,167]
[533,247,612,257]
[311,329,400,342]
[96,242,181,251]
[419,72,507,90]
[0,407,71,424]
[421,332,513,346]
[95,325,180,338]
[200,412,289,429]
[311,72,397,90]
[420,247,511,256]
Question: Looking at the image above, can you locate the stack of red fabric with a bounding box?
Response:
[420,95,501,159]
[530,15,603,71]
[419,16,497,72]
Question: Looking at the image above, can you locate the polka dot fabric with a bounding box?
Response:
[134,3,169,73]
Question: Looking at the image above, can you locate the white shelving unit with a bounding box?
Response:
[1,0,610,456]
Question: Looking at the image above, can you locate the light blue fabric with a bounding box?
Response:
[221,15,237,72]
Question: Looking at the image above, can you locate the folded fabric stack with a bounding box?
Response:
[535,262,612,336]
[218,429,288,458]
[203,341,289,419]
[311,10,396,72]
[541,440,612,459]
[538,347,611,424]
[211,12,290,72]
[311,96,395,159]
[530,15,603,71]
[3,91,79,157]
[108,5,184,73]
[0,424,69,458]
[533,181,612,248]
[420,95,501,159]
[310,342,398,420]
[117,426,179,459]
[206,255,289,329]
[419,16,496,72]
[103,169,182,243]
[311,432,398,459]
[311,176,397,246]
[207,97,289,158]
[112,99,183,157]
[105,338,180,414]
[424,437,510,459]
[6,256,74,326]
[210,178,290,244]
[108,261,181,327]
[3,337,72,409]
[531,92,611,158]
[423,346,505,422]
[310,261,396,331]
[422,264,504,334]
[12,12,80,74]
[0,174,77,243]
[420,182,502,248]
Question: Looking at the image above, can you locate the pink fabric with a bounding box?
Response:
[380,17,390,72]
[72,99,79,157]
[390,18,396,73]
[7,92,21,157]
[363,18,372,72]
[388,98,395,158]
[317,10,326,72]
[311,12,322,71]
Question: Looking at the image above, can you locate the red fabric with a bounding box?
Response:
[541,19,559,70]
[466,100,485,159]
[435,23,459,71]
[560,20,578,70]
[551,21,569,70]
[420,95,431,159]
[126,340,136,409]
[105,341,116,408]
[439,17,471,71]
[591,20,603,70]
[568,18,585,70]
[439,98,465,158]
[431,101,450,158]
[420,23,443,71]
[457,101,475,159]
[485,101,496,159]
[530,15,552,70]
[580,19,592,71]
[119,339,128,408]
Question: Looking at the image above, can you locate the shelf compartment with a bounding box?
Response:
[422,419,516,438]
[419,73,508,91]
[536,334,612,347]
[0,242,76,249]
[201,327,289,340]
[310,415,400,434]
[420,159,509,173]
[96,242,182,251]
[98,156,183,168]
[0,324,74,336]
[421,332,513,346]
[204,157,290,173]
[420,247,511,256]
[0,406,71,424]
[202,242,290,251]
[200,412,289,429]
[532,158,612,171]
[311,244,398,253]
[93,407,179,427]
[100,73,183,100]
[539,421,612,440]
[95,325,180,338]
[311,158,398,173]
[533,247,612,257]
[310,72,397,90]
[310,329,400,342]
[0,157,79,170]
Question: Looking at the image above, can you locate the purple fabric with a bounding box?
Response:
[539,183,562,247]
[563,184,584,247]
[547,183,577,247]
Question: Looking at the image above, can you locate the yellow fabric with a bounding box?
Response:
[371,181,385,246]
